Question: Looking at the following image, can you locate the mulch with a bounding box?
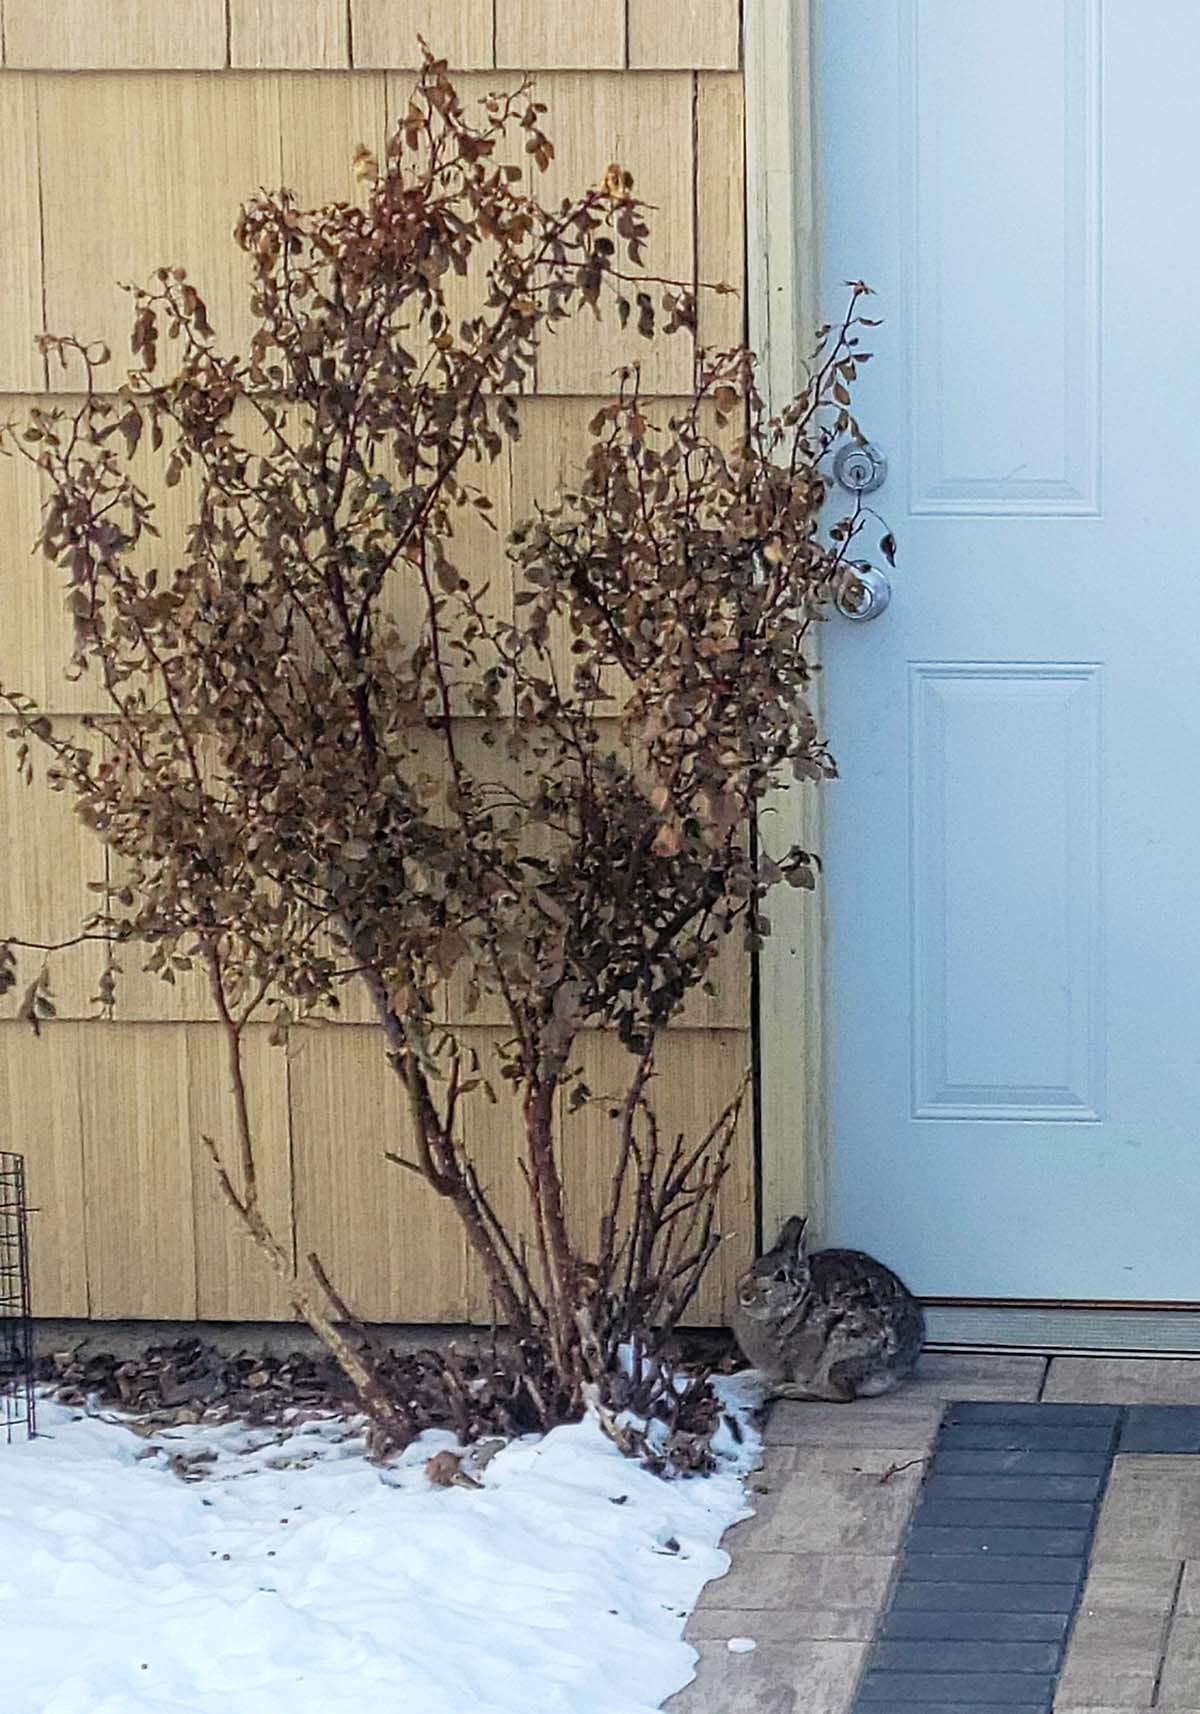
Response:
[36,1337,548,1440]
[37,1327,745,1464]
[37,1340,362,1428]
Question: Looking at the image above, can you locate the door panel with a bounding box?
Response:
[910,662,1103,1123]
[817,0,1200,1301]
[905,0,1100,516]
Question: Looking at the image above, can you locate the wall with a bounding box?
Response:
[0,0,755,1323]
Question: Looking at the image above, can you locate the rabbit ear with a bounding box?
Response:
[774,1216,808,1261]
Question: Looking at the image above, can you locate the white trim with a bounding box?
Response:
[744,0,815,409]
[744,0,830,1244]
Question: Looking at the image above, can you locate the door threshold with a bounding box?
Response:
[925,1301,1200,1356]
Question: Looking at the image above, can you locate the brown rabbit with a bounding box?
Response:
[733,1216,924,1402]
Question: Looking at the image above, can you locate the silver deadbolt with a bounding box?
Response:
[835,566,892,622]
[833,441,887,495]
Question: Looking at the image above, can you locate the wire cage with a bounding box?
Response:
[0,1152,35,1442]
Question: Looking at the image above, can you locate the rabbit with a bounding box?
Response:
[733,1216,924,1402]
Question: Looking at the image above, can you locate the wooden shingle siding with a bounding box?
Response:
[0,2,753,1324]
[0,78,44,391]
[561,1029,755,1317]
[0,721,106,1022]
[0,1025,91,1314]
[4,0,227,69]
[276,72,389,202]
[288,1024,486,1324]
[0,0,743,75]
[0,418,99,712]
[37,75,282,388]
[629,0,741,70]
[76,1024,201,1319]
[351,0,494,71]
[526,72,696,393]
[697,73,747,350]
[189,1028,295,1320]
[231,0,350,69]
[494,0,625,70]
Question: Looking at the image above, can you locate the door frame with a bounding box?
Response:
[744,0,829,1246]
[747,6,1200,1348]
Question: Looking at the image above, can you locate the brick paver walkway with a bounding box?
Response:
[668,1354,1200,1714]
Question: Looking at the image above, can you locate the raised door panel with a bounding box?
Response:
[904,0,1100,515]
[910,663,1104,1122]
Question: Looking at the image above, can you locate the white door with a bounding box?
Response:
[818,0,1200,1301]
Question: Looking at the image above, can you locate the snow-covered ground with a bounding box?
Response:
[1,1378,761,1714]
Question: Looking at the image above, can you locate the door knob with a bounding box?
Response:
[833,441,887,495]
[835,566,892,621]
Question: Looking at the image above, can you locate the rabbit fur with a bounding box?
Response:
[733,1216,924,1402]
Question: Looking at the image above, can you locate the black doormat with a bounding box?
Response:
[853,1399,1200,1713]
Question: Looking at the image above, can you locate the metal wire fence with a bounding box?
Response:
[0,1152,35,1441]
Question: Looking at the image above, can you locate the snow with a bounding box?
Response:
[1,1375,762,1714]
